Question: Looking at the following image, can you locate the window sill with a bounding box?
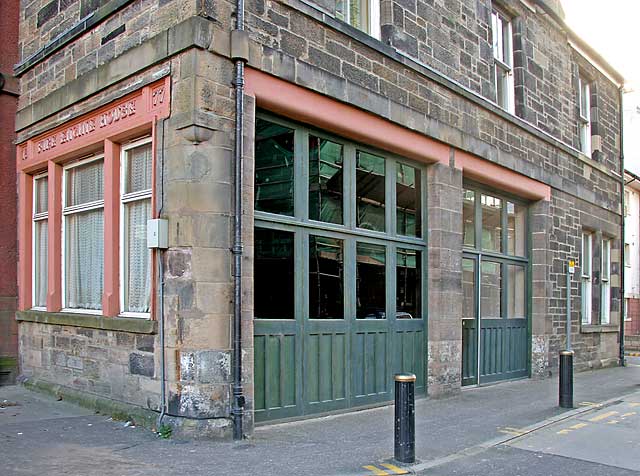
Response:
[580,324,619,334]
[16,309,156,334]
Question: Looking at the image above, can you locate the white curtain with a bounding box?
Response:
[65,160,104,310]
[125,199,151,313]
[66,210,104,309]
[34,220,48,307]
[127,145,152,193]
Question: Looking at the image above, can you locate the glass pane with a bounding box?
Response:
[507,265,525,319]
[255,119,295,216]
[309,236,344,319]
[65,209,104,310]
[255,228,295,319]
[582,233,591,275]
[35,176,48,214]
[602,240,610,280]
[496,67,508,109]
[126,143,152,194]
[309,136,344,224]
[356,151,385,231]
[480,261,501,319]
[356,242,386,319]
[507,201,526,256]
[34,220,48,307]
[66,159,104,207]
[462,258,475,320]
[350,0,362,29]
[463,190,475,247]
[397,248,421,319]
[124,199,151,313]
[396,163,421,237]
[481,194,502,252]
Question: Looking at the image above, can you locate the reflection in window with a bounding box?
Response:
[309,136,344,224]
[396,163,421,237]
[356,151,385,231]
[310,236,344,319]
[356,242,386,319]
[507,265,525,319]
[255,119,295,216]
[397,248,421,319]
[463,190,475,247]
[462,258,475,320]
[507,201,526,256]
[254,228,295,319]
[481,194,502,252]
[481,261,501,319]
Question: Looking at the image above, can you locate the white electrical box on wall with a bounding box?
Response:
[147,219,168,249]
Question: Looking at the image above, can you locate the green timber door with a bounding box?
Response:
[253,116,426,422]
[461,188,530,386]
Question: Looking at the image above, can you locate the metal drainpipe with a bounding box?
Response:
[619,87,626,367]
[231,0,248,440]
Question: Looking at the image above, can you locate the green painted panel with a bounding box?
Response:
[307,334,320,403]
[319,334,333,402]
[283,335,296,407]
[254,335,266,411]
[365,333,376,395]
[332,334,346,400]
[462,321,477,386]
[266,335,282,409]
[375,332,386,394]
[353,332,365,397]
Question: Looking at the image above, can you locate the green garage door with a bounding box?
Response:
[461,189,530,386]
[252,116,426,422]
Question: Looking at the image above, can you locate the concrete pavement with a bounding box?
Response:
[1,361,639,476]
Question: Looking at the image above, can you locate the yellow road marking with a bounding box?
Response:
[588,411,618,422]
[628,403,640,408]
[380,463,409,475]
[607,420,619,425]
[363,465,389,476]
[498,427,525,436]
[579,402,598,406]
[569,423,588,430]
[621,412,637,418]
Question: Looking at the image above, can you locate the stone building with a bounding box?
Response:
[0,1,20,385]
[14,0,624,437]
[624,170,640,347]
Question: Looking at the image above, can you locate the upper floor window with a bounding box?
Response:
[336,0,381,39]
[491,9,514,113]
[578,76,592,156]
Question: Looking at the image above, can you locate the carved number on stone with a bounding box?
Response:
[152,87,165,107]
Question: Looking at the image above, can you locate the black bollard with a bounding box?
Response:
[559,350,574,408]
[394,373,416,464]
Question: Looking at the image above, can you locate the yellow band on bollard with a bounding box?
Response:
[559,350,574,356]
[394,373,416,382]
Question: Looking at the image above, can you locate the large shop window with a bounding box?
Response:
[32,174,49,309]
[63,157,105,311]
[253,115,426,321]
[121,140,153,315]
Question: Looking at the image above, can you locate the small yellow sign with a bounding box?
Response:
[568,260,575,274]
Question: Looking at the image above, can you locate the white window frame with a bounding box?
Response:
[624,298,631,322]
[61,154,105,315]
[581,231,592,324]
[337,0,381,40]
[578,76,592,156]
[491,8,515,113]
[32,173,48,310]
[601,239,611,324]
[119,137,153,319]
